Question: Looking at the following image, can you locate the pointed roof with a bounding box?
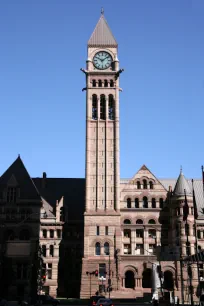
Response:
[173,169,192,196]
[88,12,118,47]
[0,156,40,200]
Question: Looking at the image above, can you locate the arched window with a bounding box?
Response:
[185,224,189,236]
[149,181,153,189]
[92,80,96,87]
[42,245,46,257]
[98,80,102,87]
[108,94,114,120]
[143,197,148,208]
[19,229,30,240]
[159,198,164,209]
[104,80,108,87]
[198,230,201,239]
[152,198,156,208]
[95,242,101,255]
[137,181,141,189]
[50,245,54,257]
[100,95,106,120]
[92,94,97,120]
[148,229,156,238]
[127,198,131,208]
[148,219,156,224]
[198,245,202,252]
[124,219,131,224]
[110,80,114,87]
[143,180,147,189]
[136,219,143,224]
[104,242,110,255]
[135,198,139,208]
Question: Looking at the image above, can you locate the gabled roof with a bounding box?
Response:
[173,170,192,196]
[88,13,118,47]
[130,164,168,191]
[0,156,40,200]
[33,178,85,222]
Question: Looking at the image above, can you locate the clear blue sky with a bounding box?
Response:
[0,1,204,179]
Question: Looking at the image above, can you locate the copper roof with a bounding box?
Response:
[88,14,118,47]
[173,171,192,196]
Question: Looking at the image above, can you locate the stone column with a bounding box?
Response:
[54,245,59,257]
[54,230,57,238]
[131,230,136,255]
[182,244,186,256]
[46,245,49,257]
[144,229,148,255]
[201,231,203,239]
[47,230,50,238]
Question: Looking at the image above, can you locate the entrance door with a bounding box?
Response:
[125,271,135,288]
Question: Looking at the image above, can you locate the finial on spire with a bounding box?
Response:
[101,7,104,15]
[180,165,183,174]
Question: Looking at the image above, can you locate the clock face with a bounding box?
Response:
[93,51,112,70]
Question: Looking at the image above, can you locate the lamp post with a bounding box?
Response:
[86,270,97,298]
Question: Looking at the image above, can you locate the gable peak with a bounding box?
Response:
[139,164,149,171]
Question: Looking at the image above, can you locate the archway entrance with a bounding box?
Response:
[163,271,174,290]
[142,268,152,288]
[125,271,135,288]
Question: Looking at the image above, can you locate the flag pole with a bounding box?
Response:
[202,165,204,198]
[184,189,194,306]
[192,179,201,302]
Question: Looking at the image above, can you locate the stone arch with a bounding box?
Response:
[125,271,135,288]
[90,238,103,247]
[123,265,138,289]
[142,268,152,288]
[122,217,133,224]
[123,265,138,277]
[103,238,114,247]
[135,218,144,224]
[147,216,157,224]
[163,270,174,290]
[123,195,134,201]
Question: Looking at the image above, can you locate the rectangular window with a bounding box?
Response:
[149,244,156,254]
[136,229,143,238]
[105,226,108,235]
[124,244,131,254]
[97,226,100,236]
[135,244,144,255]
[47,263,52,279]
[99,263,106,279]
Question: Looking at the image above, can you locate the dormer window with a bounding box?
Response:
[7,187,17,203]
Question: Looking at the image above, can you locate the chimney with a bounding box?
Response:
[42,172,47,188]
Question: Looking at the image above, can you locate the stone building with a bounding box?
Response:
[0,11,204,303]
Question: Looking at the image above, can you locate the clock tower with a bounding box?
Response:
[80,11,122,297]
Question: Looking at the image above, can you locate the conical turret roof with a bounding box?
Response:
[173,169,192,196]
[88,12,117,47]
